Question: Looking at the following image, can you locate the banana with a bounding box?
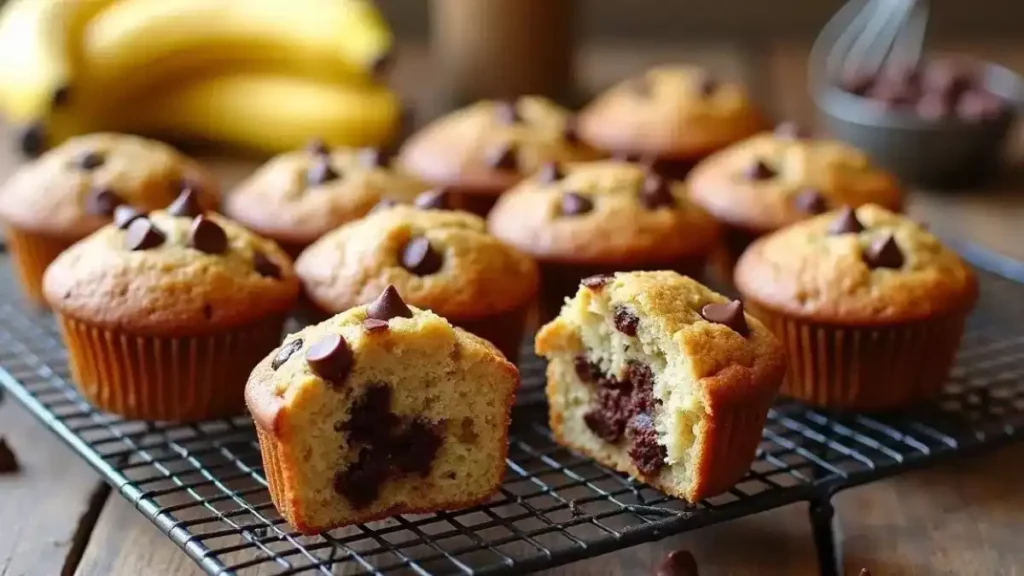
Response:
[82,0,393,93]
[112,74,401,155]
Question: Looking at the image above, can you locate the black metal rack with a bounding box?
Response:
[1,243,1023,576]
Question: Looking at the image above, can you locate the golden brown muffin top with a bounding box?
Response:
[0,133,219,238]
[734,204,978,324]
[395,96,601,195]
[244,286,519,435]
[225,144,429,246]
[42,204,299,335]
[536,270,785,396]
[687,131,904,232]
[577,65,764,160]
[296,204,538,320]
[487,160,721,265]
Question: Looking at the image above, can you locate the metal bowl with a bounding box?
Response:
[815,60,1024,189]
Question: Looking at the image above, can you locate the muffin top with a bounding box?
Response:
[577,65,764,160]
[395,96,601,194]
[245,285,517,435]
[734,204,978,324]
[487,160,721,264]
[43,192,299,335]
[687,130,903,232]
[0,133,219,238]
[296,203,538,320]
[225,143,429,246]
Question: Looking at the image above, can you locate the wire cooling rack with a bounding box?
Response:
[2,244,1024,576]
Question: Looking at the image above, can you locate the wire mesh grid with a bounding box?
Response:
[1,247,1023,575]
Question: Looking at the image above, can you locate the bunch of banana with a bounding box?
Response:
[0,0,400,156]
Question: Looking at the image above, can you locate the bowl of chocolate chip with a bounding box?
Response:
[816,56,1023,189]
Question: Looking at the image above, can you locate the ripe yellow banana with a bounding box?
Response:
[82,0,393,94]
[112,74,401,155]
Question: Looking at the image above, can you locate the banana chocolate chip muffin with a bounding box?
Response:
[395,96,600,216]
[295,203,538,361]
[735,204,978,410]
[246,285,518,533]
[577,65,765,180]
[488,159,721,322]
[225,142,429,257]
[686,128,904,281]
[536,271,785,502]
[43,190,298,421]
[0,133,219,305]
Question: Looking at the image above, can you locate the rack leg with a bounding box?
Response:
[810,498,841,576]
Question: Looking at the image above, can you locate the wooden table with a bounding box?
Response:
[2,41,1024,576]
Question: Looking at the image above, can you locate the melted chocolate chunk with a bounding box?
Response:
[793,188,829,214]
[188,215,228,254]
[344,384,397,446]
[85,187,123,217]
[124,218,165,251]
[307,158,340,186]
[561,192,593,216]
[0,438,19,473]
[366,284,413,321]
[334,447,388,508]
[828,206,865,235]
[495,100,520,125]
[75,150,105,171]
[655,549,699,576]
[537,162,564,184]
[627,413,667,477]
[414,188,454,211]
[627,361,657,414]
[700,300,749,336]
[486,143,518,171]
[392,419,442,475]
[574,356,603,384]
[167,188,204,218]
[400,236,443,275]
[113,205,143,229]
[863,234,904,269]
[305,334,353,385]
[253,251,281,279]
[581,274,612,290]
[362,318,389,332]
[272,338,303,370]
[613,306,639,336]
[640,174,675,209]
[583,383,633,443]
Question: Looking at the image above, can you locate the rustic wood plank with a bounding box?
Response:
[0,398,109,576]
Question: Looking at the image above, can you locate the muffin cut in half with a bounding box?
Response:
[246,285,518,533]
[536,271,785,502]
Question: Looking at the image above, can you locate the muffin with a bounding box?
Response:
[536,271,785,502]
[735,204,978,410]
[487,159,721,322]
[42,192,298,421]
[395,96,601,216]
[686,129,904,281]
[295,201,538,361]
[246,285,518,533]
[225,142,429,257]
[577,65,765,180]
[0,133,219,306]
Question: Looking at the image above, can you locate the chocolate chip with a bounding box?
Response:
[85,187,123,216]
[613,306,639,336]
[113,205,143,229]
[701,300,749,336]
[369,198,399,214]
[0,438,19,473]
[307,158,340,186]
[75,150,105,170]
[272,338,304,370]
[863,233,904,269]
[253,251,281,279]
[744,159,776,180]
[400,237,443,275]
[366,284,414,321]
[51,85,71,109]
[561,192,593,216]
[828,206,865,235]
[124,218,165,251]
[344,384,396,445]
[305,138,329,156]
[495,100,520,125]
[584,384,633,443]
[17,122,46,157]
[306,334,353,385]
[563,116,580,144]
[696,74,718,97]
[188,215,228,254]
[486,143,518,171]
[358,147,389,168]
[581,274,612,289]
[655,549,699,576]
[167,188,204,218]
[371,48,394,79]
[362,318,389,332]
[536,162,564,184]
[640,174,675,209]
[413,188,453,211]
[334,447,388,508]
[574,356,600,383]
[774,121,809,139]
[627,413,666,477]
[793,188,828,214]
